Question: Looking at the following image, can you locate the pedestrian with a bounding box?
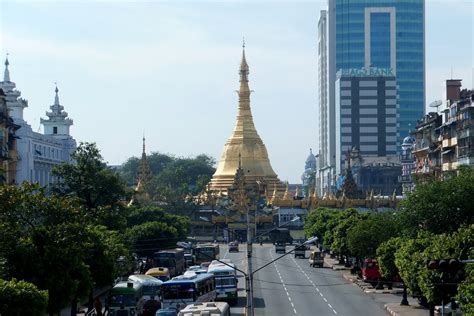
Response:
[94,296,103,316]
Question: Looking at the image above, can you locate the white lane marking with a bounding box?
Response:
[291,256,338,315]
[223,249,229,259]
[270,250,297,315]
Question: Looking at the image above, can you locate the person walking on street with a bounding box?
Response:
[94,296,103,316]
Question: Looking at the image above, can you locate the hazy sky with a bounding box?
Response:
[1,0,472,183]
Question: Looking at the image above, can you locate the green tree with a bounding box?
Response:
[150,155,215,213]
[0,183,128,315]
[0,278,48,316]
[304,208,338,244]
[119,152,174,186]
[377,237,405,280]
[126,222,179,258]
[347,213,397,260]
[418,225,473,307]
[330,209,365,261]
[394,232,434,302]
[399,165,474,237]
[52,142,128,213]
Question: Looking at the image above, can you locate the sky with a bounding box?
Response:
[0,0,473,183]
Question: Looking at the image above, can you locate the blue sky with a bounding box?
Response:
[1,0,472,183]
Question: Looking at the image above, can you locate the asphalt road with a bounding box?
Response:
[220,243,248,316]
[251,244,389,316]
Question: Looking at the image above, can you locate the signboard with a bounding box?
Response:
[338,67,395,77]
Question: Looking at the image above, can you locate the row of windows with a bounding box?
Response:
[33,143,65,160]
[335,42,423,52]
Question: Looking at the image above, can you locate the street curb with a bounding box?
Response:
[384,304,400,316]
[343,273,404,295]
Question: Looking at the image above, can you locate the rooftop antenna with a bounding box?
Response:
[451,65,453,80]
[429,100,442,113]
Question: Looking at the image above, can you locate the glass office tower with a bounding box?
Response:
[334,0,425,146]
[317,0,424,195]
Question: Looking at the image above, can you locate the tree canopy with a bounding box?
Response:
[52,142,128,212]
[399,165,474,237]
[0,278,48,316]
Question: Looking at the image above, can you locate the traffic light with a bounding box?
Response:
[426,259,461,271]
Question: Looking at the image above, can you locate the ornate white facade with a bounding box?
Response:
[0,57,76,187]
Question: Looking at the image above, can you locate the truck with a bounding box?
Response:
[361,258,381,286]
[294,244,307,259]
[275,242,286,254]
[269,228,293,245]
[308,251,324,268]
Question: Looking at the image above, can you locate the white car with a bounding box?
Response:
[434,302,462,315]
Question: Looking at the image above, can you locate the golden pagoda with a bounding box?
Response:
[209,43,284,194]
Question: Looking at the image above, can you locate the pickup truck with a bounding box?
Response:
[275,243,286,254]
[308,251,324,268]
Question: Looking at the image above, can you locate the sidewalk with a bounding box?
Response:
[384,303,429,316]
[323,255,429,316]
[323,254,351,271]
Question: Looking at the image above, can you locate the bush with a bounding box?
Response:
[0,278,48,316]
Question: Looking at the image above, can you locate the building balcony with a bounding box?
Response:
[400,154,414,163]
[442,161,458,172]
[442,137,457,148]
[398,175,412,183]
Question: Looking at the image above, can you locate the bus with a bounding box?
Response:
[128,274,162,316]
[160,273,216,311]
[146,267,171,282]
[207,262,238,304]
[178,302,230,316]
[108,281,143,316]
[153,248,185,277]
[194,243,220,264]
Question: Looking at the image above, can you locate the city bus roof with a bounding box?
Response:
[178,302,229,315]
[111,281,143,292]
[146,267,170,275]
[164,273,214,284]
[207,264,236,274]
[128,274,163,286]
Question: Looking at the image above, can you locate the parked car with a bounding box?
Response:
[434,301,461,315]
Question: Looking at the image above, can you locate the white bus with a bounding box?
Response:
[178,302,230,316]
[207,262,238,304]
[160,273,216,311]
[128,274,163,315]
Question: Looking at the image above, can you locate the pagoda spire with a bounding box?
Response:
[54,84,60,106]
[208,43,283,195]
[4,55,10,82]
[137,136,152,191]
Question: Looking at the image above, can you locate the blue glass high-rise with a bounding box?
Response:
[334,0,425,146]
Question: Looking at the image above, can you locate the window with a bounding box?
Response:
[53,126,58,134]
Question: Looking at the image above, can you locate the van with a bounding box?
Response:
[308,251,324,268]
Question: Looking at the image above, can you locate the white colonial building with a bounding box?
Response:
[0,57,76,187]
